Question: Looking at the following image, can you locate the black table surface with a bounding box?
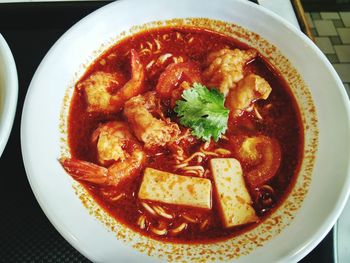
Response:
[0,1,335,262]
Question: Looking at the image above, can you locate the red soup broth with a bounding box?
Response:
[67,27,303,243]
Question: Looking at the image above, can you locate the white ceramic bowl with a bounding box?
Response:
[21,0,350,262]
[0,33,18,157]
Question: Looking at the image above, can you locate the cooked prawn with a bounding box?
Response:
[230,135,281,187]
[80,49,145,113]
[156,61,201,98]
[92,121,134,165]
[60,121,146,186]
[203,48,257,96]
[124,91,181,148]
[226,74,272,118]
[155,61,201,107]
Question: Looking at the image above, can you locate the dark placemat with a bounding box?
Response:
[0,1,334,262]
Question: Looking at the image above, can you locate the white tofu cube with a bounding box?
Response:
[138,168,212,209]
[210,158,258,228]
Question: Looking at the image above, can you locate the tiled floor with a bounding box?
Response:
[305,11,350,96]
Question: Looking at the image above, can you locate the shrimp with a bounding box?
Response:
[59,121,146,186]
[230,135,281,188]
[226,74,272,118]
[156,61,201,98]
[156,61,201,107]
[124,91,181,148]
[92,121,135,164]
[202,48,257,96]
[80,49,145,113]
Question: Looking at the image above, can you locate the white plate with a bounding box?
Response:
[21,0,350,262]
[0,33,18,158]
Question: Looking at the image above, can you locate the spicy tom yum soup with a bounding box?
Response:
[60,26,303,243]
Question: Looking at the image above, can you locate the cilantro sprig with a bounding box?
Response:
[174,83,229,142]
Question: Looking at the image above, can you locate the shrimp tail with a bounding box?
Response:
[59,157,109,185]
[121,49,145,96]
[59,148,146,187]
[110,49,145,110]
[131,49,144,81]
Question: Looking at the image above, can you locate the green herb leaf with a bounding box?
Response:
[174,83,229,142]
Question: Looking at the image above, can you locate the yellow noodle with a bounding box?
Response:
[107,53,117,60]
[176,32,183,40]
[153,205,173,219]
[170,223,187,234]
[203,169,210,178]
[139,48,151,56]
[146,60,155,70]
[221,135,229,140]
[265,103,273,110]
[253,105,263,120]
[200,146,219,157]
[150,227,167,236]
[173,146,185,163]
[176,129,191,142]
[261,184,274,193]
[183,170,199,176]
[110,193,125,202]
[181,152,206,164]
[146,41,153,49]
[141,202,157,216]
[200,219,209,230]
[154,39,161,50]
[182,165,205,173]
[182,214,198,223]
[137,215,146,229]
[174,162,189,169]
[158,53,172,64]
[162,34,170,41]
[214,148,231,155]
[182,166,204,177]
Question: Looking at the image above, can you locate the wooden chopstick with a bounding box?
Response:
[291,0,315,42]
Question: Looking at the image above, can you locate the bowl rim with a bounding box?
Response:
[0,33,18,158]
[20,0,350,262]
